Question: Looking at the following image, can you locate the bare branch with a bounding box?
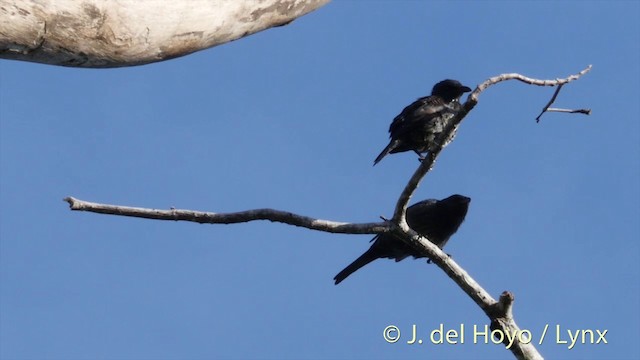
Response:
[63,66,591,360]
[63,197,389,235]
[535,83,592,122]
[64,194,542,358]
[545,108,592,115]
[391,66,592,233]
[467,65,593,107]
[400,229,543,360]
[385,67,590,360]
[489,292,542,360]
[391,151,438,228]
[535,84,565,122]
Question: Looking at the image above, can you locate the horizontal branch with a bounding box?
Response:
[63,197,390,235]
[464,65,592,114]
[545,108,592,115]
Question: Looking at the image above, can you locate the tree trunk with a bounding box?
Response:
[0,0,330,68]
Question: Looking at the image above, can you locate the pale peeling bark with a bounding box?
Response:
[0,0,330,68]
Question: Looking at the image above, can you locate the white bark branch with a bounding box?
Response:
[0,0,330,68]
[469,65,593,102]
[545,108,591,115]
[403,228,542,360]
[62,67,592,360]
[63,197,389,235]
[63,195,541,359]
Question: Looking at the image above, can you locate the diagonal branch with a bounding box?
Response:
[391,151,439,227]
[385,66,591,360]
[63,197,390,235]
[396,227,542,360]
[536,84,565,122]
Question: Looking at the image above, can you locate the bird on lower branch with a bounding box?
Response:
[334,194,471,285]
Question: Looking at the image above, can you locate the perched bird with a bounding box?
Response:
[333,194,470,285]
[374,79,472,165]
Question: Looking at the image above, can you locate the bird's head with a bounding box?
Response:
[441,194,471,208]
[431,79,472,102]
[406,194,471,248]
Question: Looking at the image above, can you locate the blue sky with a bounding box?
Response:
[1,1,638,359]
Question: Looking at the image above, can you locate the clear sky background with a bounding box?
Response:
[1,1,639,359]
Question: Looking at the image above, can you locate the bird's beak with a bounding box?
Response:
[461,86,472,93]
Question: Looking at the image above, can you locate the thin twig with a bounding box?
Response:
[468,65,592,106]
[546,108,591,115]
[535,83,591,122]
[535,84,564,122]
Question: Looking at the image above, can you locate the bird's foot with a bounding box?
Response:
[416,151,431,162]
[413,150,427,162]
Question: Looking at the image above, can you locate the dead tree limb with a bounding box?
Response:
[535,84,592,122]
[536,84,566,122]
[0,0,330,68]
[63,197,389,235]
[64,66,592,360]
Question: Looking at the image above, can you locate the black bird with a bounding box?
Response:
[333,194,470,285]
[374,79,472,165]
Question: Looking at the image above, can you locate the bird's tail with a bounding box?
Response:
[334,251,378,285]
[373,140,397,166]
[373,140,396,166]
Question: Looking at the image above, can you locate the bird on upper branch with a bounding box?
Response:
[374,79,472,165]
[333,194,471,285]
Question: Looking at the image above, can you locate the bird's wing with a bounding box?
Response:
[406,197,469,249]
[408,199,438,210]
[371,234,420,261]
[388,96,449,137]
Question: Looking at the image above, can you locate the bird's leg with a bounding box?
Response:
[415,150,427,162]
